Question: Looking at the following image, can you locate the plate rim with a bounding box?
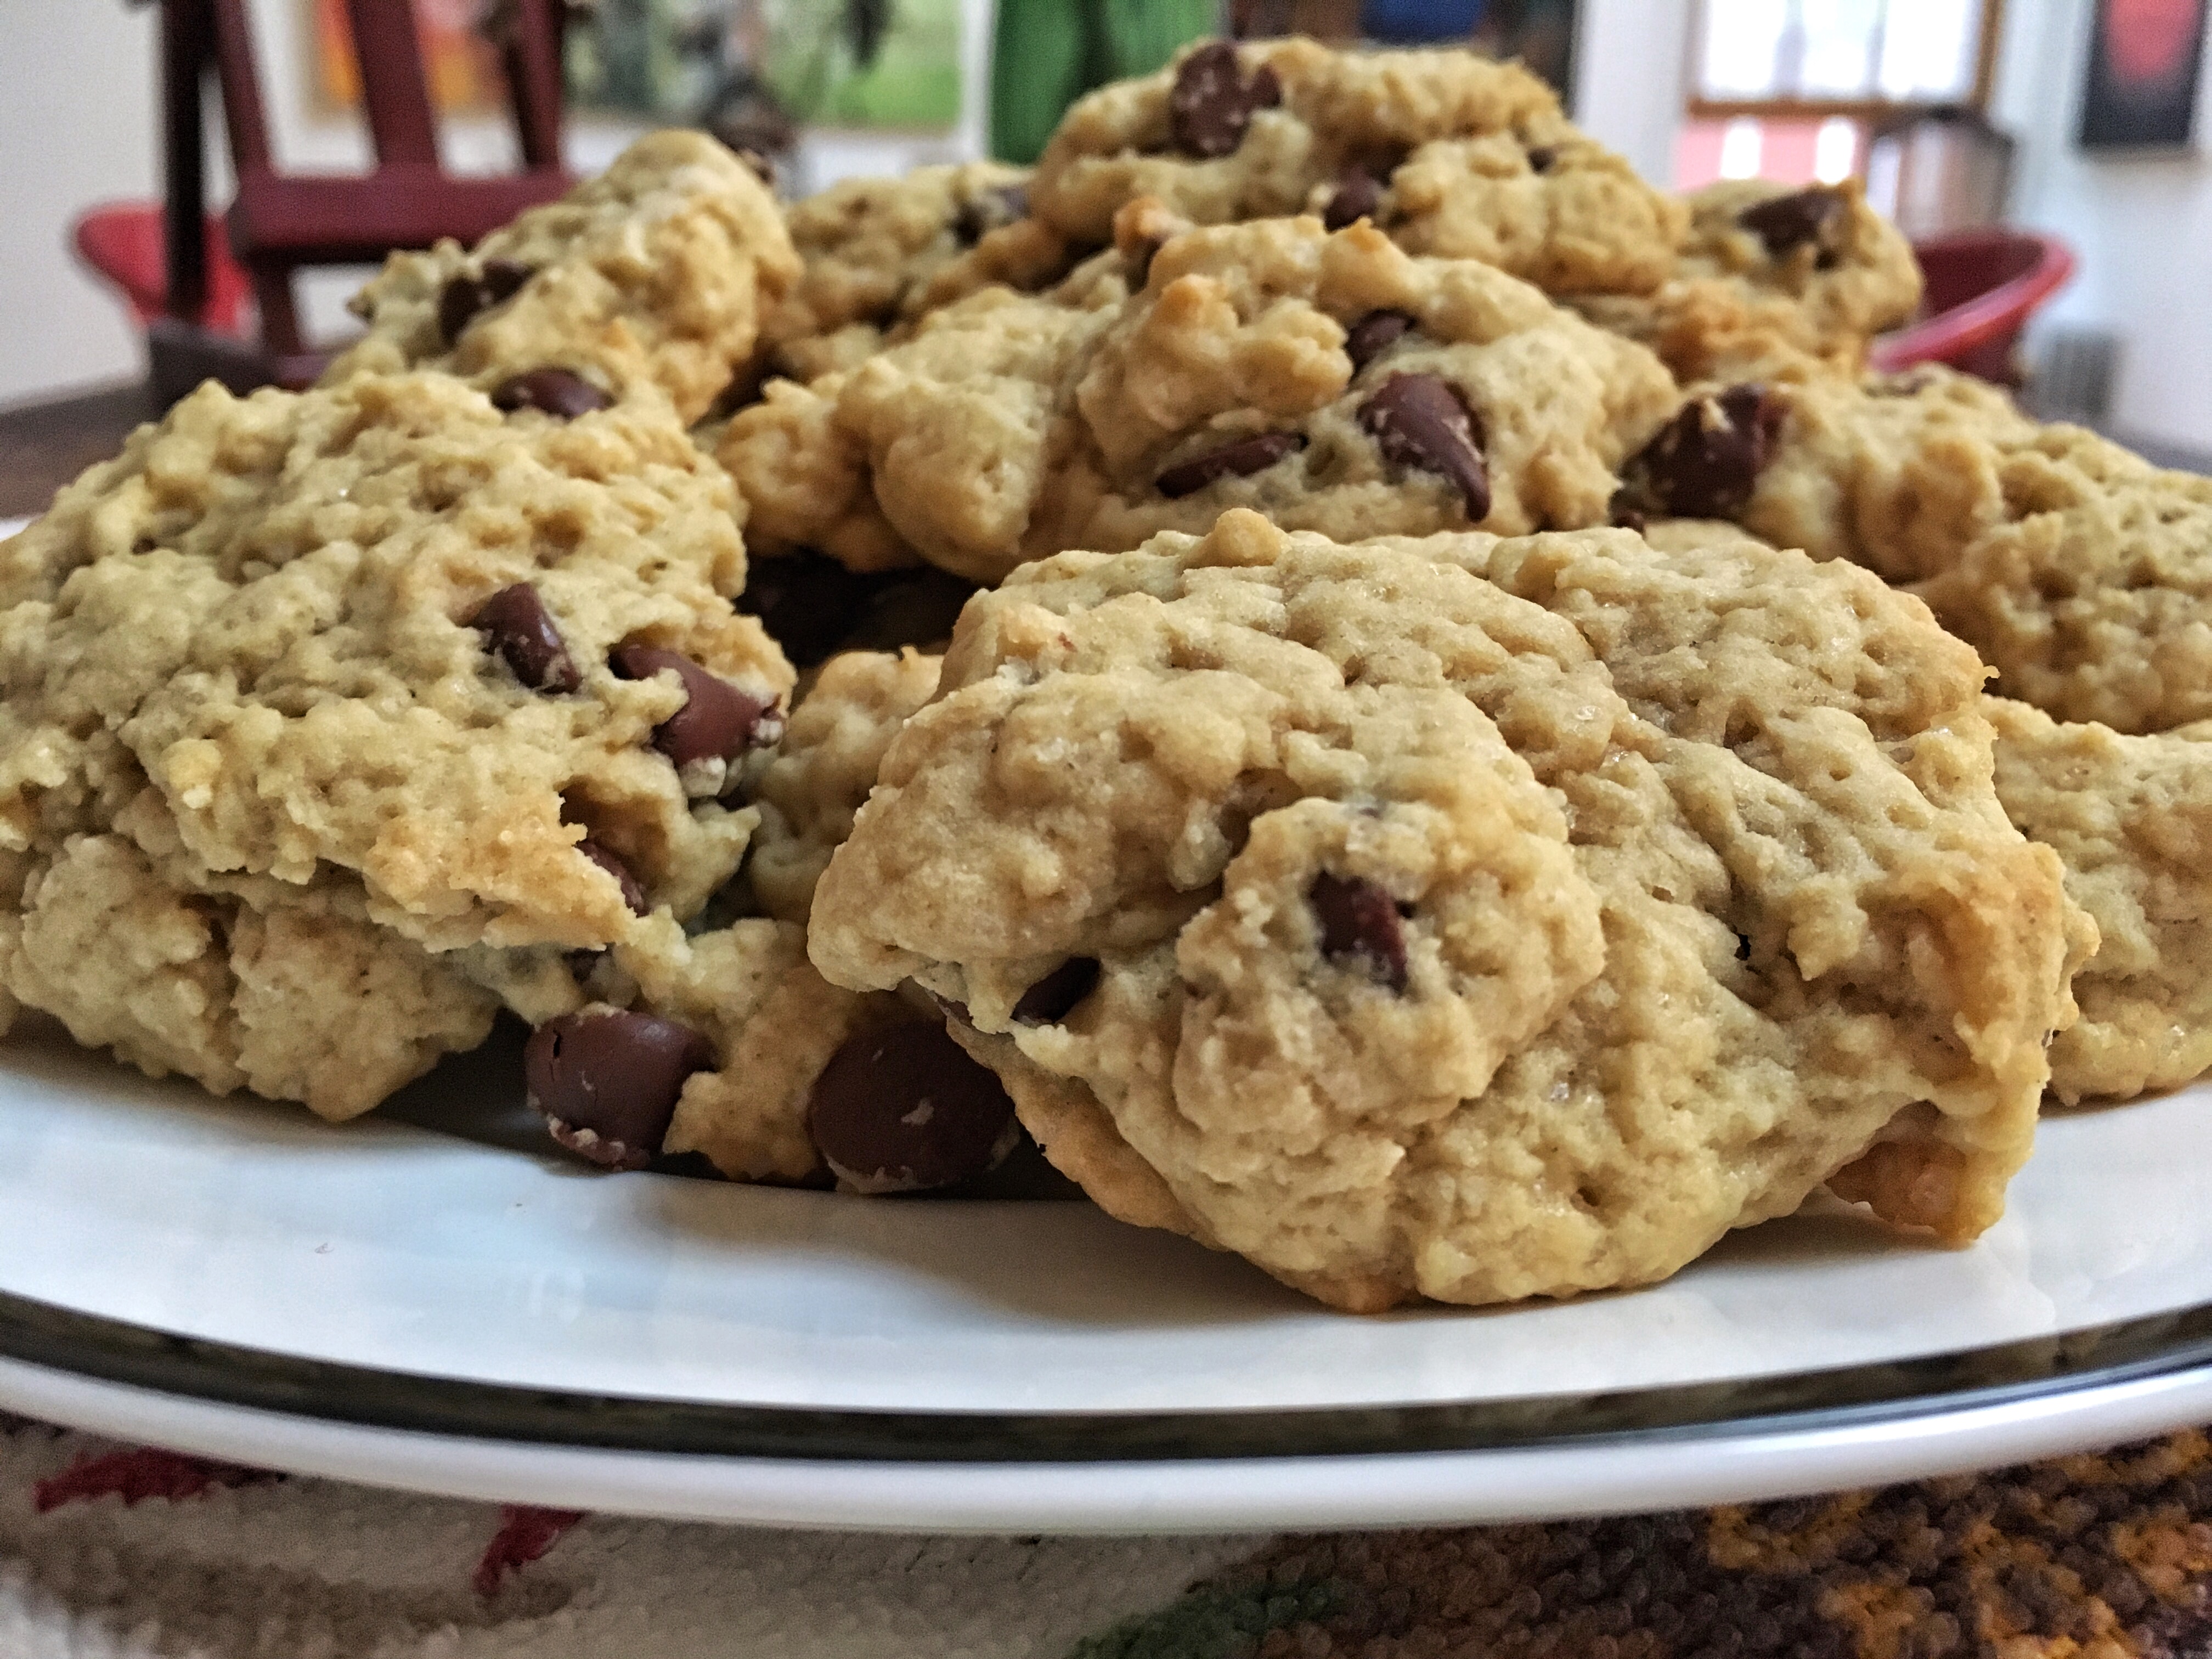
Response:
[7,1346,2212,1532]
[5,1282,2212,1464]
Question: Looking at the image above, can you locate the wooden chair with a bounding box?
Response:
[144,0,574,403]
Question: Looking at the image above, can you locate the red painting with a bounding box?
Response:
[2081,0,2207,148]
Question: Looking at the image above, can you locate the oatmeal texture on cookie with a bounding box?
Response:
[809,510,2078,1310]
[0,371,792,1102]
[764,162,1077,383]
[1741,369,2212,733]
[1989,696,2212,1104]
[1572,180,1921,382]
[714,371,917,572]
[325,131,798,423]
[746,648,942,924]
[0,833,499,1119]
[724,216,1675,585]
[1031,38,1684,296]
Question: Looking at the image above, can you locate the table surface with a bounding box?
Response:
[0,381,159,521]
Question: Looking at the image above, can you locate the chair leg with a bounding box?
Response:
[249,259,306,360]
[161,0,215,323]
[148,318,279,406]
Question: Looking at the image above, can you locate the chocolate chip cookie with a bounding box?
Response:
[1031,38,1685,297]
[1737,368,2212,733]
[721,215,1677,585]
[326,130,800,424]
[764,162,1079,385]
[0,371,793,1117]
[809,510,2080,1310]
[745,647,943,924]
[1990,696,2212,1104]
[1572,180,1921,382]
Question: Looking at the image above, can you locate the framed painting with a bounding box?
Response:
[2080,0,2207,150]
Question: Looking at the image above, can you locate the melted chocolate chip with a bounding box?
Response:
[808,1022,1019,1194]
[491,367,614,418]
[1310,872,1409,992]
[436,260,534,345]
[1359,372,1489,518]
[1527,145,1558,173]
[1155,432,1305,499]
[1344,309,1413,371]
[481,259,533,303]
[613,645,778,769]
[1012,957,1101,1025]
[1627,384,1783,518]
[524,1010,714,1171]
[953,183,1029,246]
[1323,167,1383,231]
[471,582,580,693]
[1611,500,1649,534]
[1740,187,1844,258]
[1169,41,1282,159]
[577,839,648,916]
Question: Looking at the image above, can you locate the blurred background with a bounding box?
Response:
[2,0,2208,469]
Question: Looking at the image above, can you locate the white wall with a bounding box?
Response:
[0,0,160,407]
[1993,0,2212,451]
[1573,0,1696,188]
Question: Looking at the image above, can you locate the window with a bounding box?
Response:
[1677,0,2004,193]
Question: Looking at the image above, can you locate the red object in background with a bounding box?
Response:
[72,203,253,334]
[1869,230,2076,383]
[2107,0,2203,81]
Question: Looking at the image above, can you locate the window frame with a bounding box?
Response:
[1684,0,2007,123]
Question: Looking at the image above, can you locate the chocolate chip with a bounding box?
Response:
[1739,187,1844,258]
[1012,957,1100,1025]
[491,368,613,418]
[1154,432,1305,499]
[1359,372,1489,518]
[1527,145,1558,173]
[807,1022,1019,1194]
[577,839,647,916]
[481,259,533,303]
[1323,167,1382,230]
[524,1010,714,1171]
[1126,235,1164,289]
[437,260,534,345]
[1627,383,1783,518]
[471,582,580,693]
[1169,41,1281,158]
[1344,309,1413,371]
[1310,872,1408,992]
[438,275,488,345]
[1735,931,1752,961]
[953,183,1028,246]
[612,645,779,769]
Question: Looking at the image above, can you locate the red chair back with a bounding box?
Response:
[162,0,573,382]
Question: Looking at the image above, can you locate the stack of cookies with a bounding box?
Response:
[3,41,2202,1312]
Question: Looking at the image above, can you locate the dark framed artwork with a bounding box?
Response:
[2079,0,2207,150]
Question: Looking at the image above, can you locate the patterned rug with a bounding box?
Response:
[1,1415,2208,1656]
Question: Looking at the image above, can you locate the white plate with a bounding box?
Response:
[1,1013,2210,1532]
